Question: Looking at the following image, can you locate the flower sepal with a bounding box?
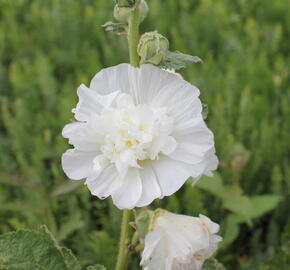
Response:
[135,210,154,240]
[102,21,127,35]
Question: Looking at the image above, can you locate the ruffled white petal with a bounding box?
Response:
[151,157,191,197]
[178,150,218,183]
[150,76,201,123]
[142,228,166,270]
[73,84,119,121]
[173,116,204,138]
[89,64,141,102]
[141,228,163,263]
[62,121,101,151]
[136,163,162,207]
[111,168,142,209]
[157,214,209,260]
[91,155,110,179]
[62,122,84,138]
[203,154,219,177]
[199,214,220,234]
[61,149,98,180]
[86,164,119,199]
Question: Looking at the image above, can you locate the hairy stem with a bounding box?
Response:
[128,3,140,67]
[115,209,133,270]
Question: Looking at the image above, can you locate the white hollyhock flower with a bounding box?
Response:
[61,64,218,209]
[141,212,222,270]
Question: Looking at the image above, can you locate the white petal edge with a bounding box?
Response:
[86,164,120,199]
[111,168,142,209]
[61,149,98,180]
[151,156,191,197]
[136,163,162,207]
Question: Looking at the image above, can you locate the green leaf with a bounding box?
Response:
[248,195,282,219]
[162,50,202,70]
[61,248,81,270]
[202,258,226,270]
[198,174,281,224]
[86,265,106,270]
[221,214,241,247]
[197,174,226,199]
[0,225,81,270]
[223,195,282,224]
[198,173,243,201]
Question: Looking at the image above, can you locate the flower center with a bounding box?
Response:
[98,93,176,175]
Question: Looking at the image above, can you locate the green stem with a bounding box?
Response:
[128,3,140,67]
[115,209,133,270]
[115,5,140,270]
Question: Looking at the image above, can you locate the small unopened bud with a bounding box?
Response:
[138,0,149,23]
[114,0,148,23]
[115,0,135,7]
[114,5,131,23]
[137,31,169,65]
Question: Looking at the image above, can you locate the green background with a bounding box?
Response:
[0,0,289,269]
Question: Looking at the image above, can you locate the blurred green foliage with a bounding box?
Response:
[0,0,289,269]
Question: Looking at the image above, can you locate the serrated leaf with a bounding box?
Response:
[87,265,106,270]
[61,248,81,270]
[101,21,127,34]
[162,50,202,70]
[202,258,226,270]
[0,225,81,270]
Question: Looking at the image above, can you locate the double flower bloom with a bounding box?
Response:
[62,63,221,270]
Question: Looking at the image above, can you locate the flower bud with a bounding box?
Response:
[137,31,169,65]
[115,0,135,7]
[114,5,131,23]
[114,0,148,23]
[138,0,149,23]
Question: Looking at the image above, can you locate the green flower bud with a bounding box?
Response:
[114,0,148,23]
[138,0,149,23]
[115,0,135,7]
[137,31,169,65]
[114,5,132,23]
